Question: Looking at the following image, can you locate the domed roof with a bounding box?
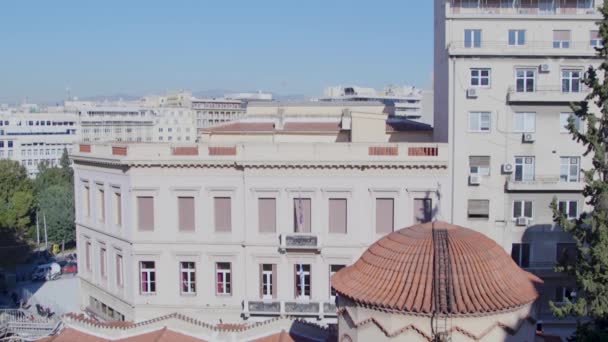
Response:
[331,221,542,316]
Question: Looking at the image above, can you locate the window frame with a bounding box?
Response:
[469,156,491,176]
[470,68,491,87]
[180,261,196,295]
[560,112,582,133]
[511,243,530,268]
[294,263,311,300]
[558,200,578,219]
[515,68,536,93]
[553,30,572,48]
[560,157,580,183]
[508,29,526,46]
[261,264,274,300]
[139,261,156,295]
[464,29,482,48]
[513,112,536,133]
[513,200,534,219]
[215,262,232,296]
[468,112,491,132]
[329,265,345,301]
[561,69,583,93]
[514,156,535,182]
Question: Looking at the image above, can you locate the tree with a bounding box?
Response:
[550,2,608,339]
[0,160,34,235]
[37,185,75,243]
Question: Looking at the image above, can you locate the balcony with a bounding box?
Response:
[279,233,320,252]
[507,86,588,103]
[506,175,584,192]
[243,299,337,318]
[448,40,597,57]
[446,1,600,19]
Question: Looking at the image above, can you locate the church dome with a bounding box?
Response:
[331,221,542,316]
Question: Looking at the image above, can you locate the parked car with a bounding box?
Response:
[62,262,77,275]
[31,263,61,281]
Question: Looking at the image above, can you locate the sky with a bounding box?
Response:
[0,1,434,104]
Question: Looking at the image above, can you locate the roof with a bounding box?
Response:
[385,118,433,132]
[331,221,542,316]
[38,327,206,342]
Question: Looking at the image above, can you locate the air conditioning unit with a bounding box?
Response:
[466,88,478,98]
[502,163,514,174]
[515,217,529,226]
[539,64,550,73]
[523,133,535,143]
[469,174,481,185]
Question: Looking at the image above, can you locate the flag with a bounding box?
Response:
[297,188,303,233]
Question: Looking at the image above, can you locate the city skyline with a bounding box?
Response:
[0,0,434,104]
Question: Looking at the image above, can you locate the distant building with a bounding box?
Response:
[319,85,431,124]
[0,108,78,177]
[192,98,246,129]
[225,91,273,103]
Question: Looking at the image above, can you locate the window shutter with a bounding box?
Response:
[178,197,195,231]
[376,198,394,233]
[524,201,533,218]
[469,156,490,167]
[272,264,277,299]
[214,197,232,232]
[328,199,347,234]
[258,198,276,233]
[553,30,571,40]
[591,30,600,39]
[468,200,489,216]
[259,264,263,299]
[137,196,154,231]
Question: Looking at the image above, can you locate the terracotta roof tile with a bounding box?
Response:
[37,327,109,342]
[331,221,543,316]
[282,122,340,132]
[204,122,275,133]
[251,330,321,342]
[115,327,205,342]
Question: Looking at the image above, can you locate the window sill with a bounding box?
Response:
[180,292,197,297]
[216,293,232,297]
[140,292,156,296]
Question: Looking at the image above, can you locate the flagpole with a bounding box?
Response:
[36,211,40,247]
[43,212,48,250]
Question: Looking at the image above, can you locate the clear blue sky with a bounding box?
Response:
[0,1,434,103]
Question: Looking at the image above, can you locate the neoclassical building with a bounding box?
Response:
[71,105,451,323]
[332,221,542,342]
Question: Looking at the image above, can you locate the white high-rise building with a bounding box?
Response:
[434,0,601,338]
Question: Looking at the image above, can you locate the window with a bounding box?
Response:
[180,262,196,294]
[539,0,556,13]
[137,196,154,231]
[260,264,276,299]
[328,198,347,234]
[469,156,490,176]
[553,30,571,48]
[562,70,582,93]
[293,198,311,233]
[590,30,602,48]
[470,68,490,87]
[83,185,90,218]
[467,199,489,219]
[100,248,107,278]
[294,264,311,299]
[515,69,535,92]
[114,192,122,226]
[330,265,345,301]
[413,198,433,224]
[514,112,536,132]
[558,200,578,219]
[116,255,123,288]
[556,243,577,266]
[560,113,582,133]
[464,29,481,48]
[513,200,533,219]
[140,261,156,294]
[258,198,276,233]
[216,262,232,295]
[468,112,491,132]
[376,198,394,233]
[555,286,576,304]
[560,157,580,182]
[511,243,530,268]
[214,197,232,232]
[514,157,535,181]
[85,241,91,272]
[178,197,195,231]
[98,188,105,223]
[508,30,525,46]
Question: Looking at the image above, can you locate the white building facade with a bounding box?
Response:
[434,0,600,337]
[192,98,246,130]
[72,106,450,323]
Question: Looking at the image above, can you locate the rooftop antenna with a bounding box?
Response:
[66,86,71,101]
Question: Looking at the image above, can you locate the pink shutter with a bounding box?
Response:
[178,197,195,231]
[302,199,311,233]
[214,197,232,232]
[553,30,571,40]
[258,198,276,233]
[100,249,105,277]
[376,198,394,233]
[86,242,91,271]
[115,193,122,225]
[328,199,347,234]
[591,30,600,39]
[137,197,154,231]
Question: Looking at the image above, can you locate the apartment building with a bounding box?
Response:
[71,104,450,323]
[434,0,600,337]
[192,98,246,129]
[0,108,78,177]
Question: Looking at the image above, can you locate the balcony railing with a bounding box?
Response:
[243,299,337,318]
[279,233,320,252]
[506,175,584,191]
[449,40,595,51]
[507,85,588,103]
[447,1,599,16]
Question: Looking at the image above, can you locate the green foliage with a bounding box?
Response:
[0,160,34,234]
[549,2,608,338]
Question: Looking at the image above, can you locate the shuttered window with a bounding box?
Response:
[467,200,489,219]
[214,197,232,232]
[258,198,276,233]
[178,197,195,231]
[137,197,155,231]
[469,156,490,175]
[376,198,394,233]
[328,199,347,234]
